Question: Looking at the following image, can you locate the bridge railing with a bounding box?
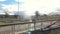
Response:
[0,20,60,34]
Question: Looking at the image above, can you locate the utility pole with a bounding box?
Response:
[18,0,19,19]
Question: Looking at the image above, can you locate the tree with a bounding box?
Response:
[43,14,47,17]
[31,11,40,30]
[4,11,9,18]
[14,12,19,18]
[14,14,18,18]
[3,9,9,18]
[35,11,40,18]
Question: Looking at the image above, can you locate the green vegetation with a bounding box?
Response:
[0,21,7,25]
[50,31,60,34]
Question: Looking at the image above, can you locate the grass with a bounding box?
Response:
[0,21,7,25]
[50,31,60,34]
[48,30,60,34]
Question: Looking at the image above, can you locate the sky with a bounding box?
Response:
[0,0,60,15]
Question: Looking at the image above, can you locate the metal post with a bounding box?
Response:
[32,18,36,30]
[12,25,15,34]
[34,21,36,30]
[28,23,31,34]
[41,22,43,34]
[28,23,30,31]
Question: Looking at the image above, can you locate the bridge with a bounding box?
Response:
[0,20,60,34]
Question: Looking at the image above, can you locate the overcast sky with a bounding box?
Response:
[0,0,60,15]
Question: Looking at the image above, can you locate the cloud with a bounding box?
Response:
[1,4,21,12]
[15,0,60,15]
[16,0,24,2]
[1,0,60,15]
[0,0,5,2]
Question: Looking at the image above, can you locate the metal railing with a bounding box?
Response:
[0,20,60,34]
